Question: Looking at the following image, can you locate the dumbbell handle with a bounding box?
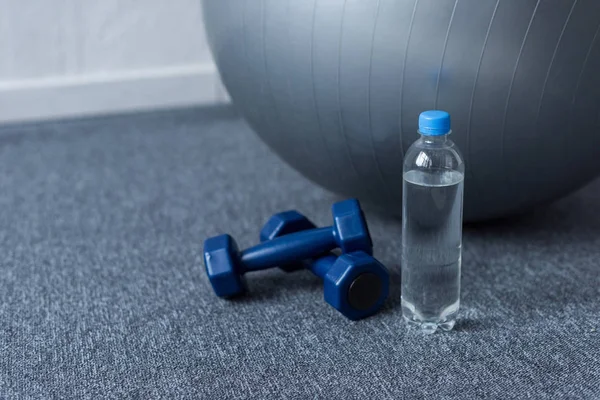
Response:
[240,227,335,271]
[308,254,338,279]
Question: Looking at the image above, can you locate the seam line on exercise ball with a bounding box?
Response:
[398,0,419,158]
[434,0,458,110]
[310,0,343,188]
[368,0,397,204]
[499,0,540,199]
[569,21,600,160]
[336,0,367,194]
[466,0,500,205]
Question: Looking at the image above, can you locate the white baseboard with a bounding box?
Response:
[0,63,230,124]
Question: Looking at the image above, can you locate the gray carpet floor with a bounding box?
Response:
[0,106,598,399]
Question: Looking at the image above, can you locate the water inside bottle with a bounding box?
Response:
[401,169,464,333]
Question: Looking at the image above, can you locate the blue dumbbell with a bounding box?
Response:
[203,199,372,298]
[261,210,389,320]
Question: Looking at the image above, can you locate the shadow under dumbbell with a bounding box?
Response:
[376,264,401,315]
[230,270,323,302]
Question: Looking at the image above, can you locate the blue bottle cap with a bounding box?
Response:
[418,110,451,136]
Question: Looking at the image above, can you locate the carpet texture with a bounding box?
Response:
[0,106,598,399]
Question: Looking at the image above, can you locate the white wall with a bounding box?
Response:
[0,0,228,123]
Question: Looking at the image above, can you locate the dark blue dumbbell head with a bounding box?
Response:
[262,211,389,320]
[203,234,244,297]
[260,210,317,242]
[323,251,389,320]
[259,211,317,272]
[331,199,373,254]
[203,211,318,296]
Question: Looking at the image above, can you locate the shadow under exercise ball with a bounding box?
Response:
[202,0,600,221]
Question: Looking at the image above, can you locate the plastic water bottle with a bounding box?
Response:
[401,110,465,333]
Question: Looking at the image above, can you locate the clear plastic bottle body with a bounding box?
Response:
[401,133,465,333]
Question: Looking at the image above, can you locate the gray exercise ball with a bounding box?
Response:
[203,0,600,221]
